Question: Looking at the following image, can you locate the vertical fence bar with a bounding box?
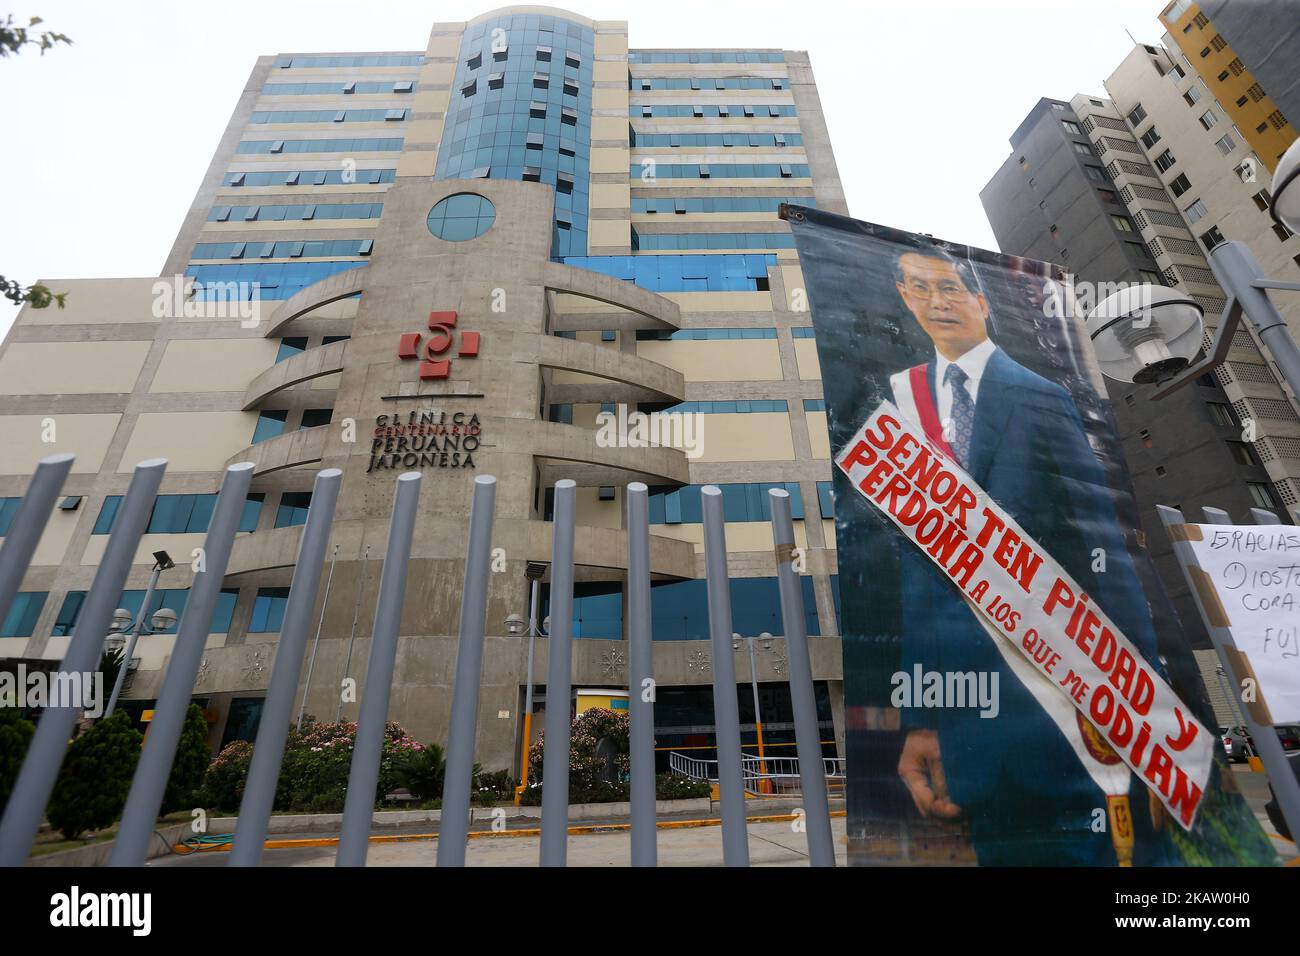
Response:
[299,543,339,732]
[0,453,74,628]
[229,468,342,867]
[335,545,369,722]
[626,481,657,867]
[0,457,166,867]
[768,487,835,867]
[701,484,748,866]
[1157,504,1300,847]
[437,474,498,867]
[108,461,254,866]
[540,478,576,867]
[336,471,421,867]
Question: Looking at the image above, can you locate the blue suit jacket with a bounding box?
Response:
[897,347,1160,818]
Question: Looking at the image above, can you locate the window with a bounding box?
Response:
[1200,226,1226,250]
[1236,95,1249,107]
[1252,190,1272,212]
[1073,141,1092,155]
[0,497,24,536]
[1214,133,1236,155]
[1198,110,1218,130]
[1169,173,1192,197]
[300,408,333,429]
[0,591,47,637]
[648,576,818,641]
[1051,103,1065,111]
[816,480,834,519]
[250,587,291,632]
[253,409,288,444]
[1127,104,1147,125]
[1247,482,1274,510]
[1062,120,1081,134]
[1098,188,1118,204]
[1228,57,1244,76]
[275,492,313,528]
[52,587,239,636]
[1170,64,1186,80]
[1154,149,1177,172]
[1138,270,1162,285]
[1140,127,1161,148]
[1111,215,1134,232]
[1084,165,1107,182]
[1185,197,1208,222]
[426,193,495,242]
[1275,222,1295,241]
[1183,87,1201,106]
[276,337,307,363]
[1127,241,1153,260]
[1207,402,1234,427]
[1217,71,1230,82]
[1268,110,1288,130]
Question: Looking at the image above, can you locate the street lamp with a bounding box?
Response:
[512,561,549,805]
[733,631,774,792]
[1086,142,1300,401]
[103,550,175,718]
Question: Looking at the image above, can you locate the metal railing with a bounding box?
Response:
[0,456,836,867]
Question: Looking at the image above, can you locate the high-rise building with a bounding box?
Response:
[0,6,850,772]
[980,95,1289,651]
[1158,0,1297,173]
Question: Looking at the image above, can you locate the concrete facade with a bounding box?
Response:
[0,6,848,774]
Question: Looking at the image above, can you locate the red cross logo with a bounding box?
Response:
[397,311,480,379]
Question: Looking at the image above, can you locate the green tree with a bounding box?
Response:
[0,706,36,812]
[1,13,71,310]
[46,710,142,839]
[161,704,210,816]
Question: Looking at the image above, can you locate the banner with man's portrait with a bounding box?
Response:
[786,207,1274,866]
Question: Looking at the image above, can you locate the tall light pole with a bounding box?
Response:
[104,550,175,718]
[509,561,549,804]
[732,631,773,792]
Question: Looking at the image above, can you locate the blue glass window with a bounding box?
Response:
[276,337,308,362]
[645,483,803,524]
[0,497,23,536]
[222,169,395,187]
[52,588,238,635]
[186,262,367,301]
[540,581,623,640]
[253,410,288,444]
[1,591,47,637]
[236,138,403,154]
[816,481,834,519]
[658,400,788,414]
[250,587,292,632]
[274,55,423,68]
[275,492,313,528]
[562,254,776,292]
[650,576,818,641]
[426,193,496,241]
[93,493,263,535]
[803,399,826,411]
[791,327,816,338]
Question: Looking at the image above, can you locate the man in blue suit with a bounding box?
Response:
[886,245,1174,865]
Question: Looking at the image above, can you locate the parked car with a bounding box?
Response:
[1275,725,1300,753]
[1220,726,1251,762]
[1264,751,1300,841]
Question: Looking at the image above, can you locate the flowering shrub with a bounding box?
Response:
[528,708,630,795]
[202,717,426,813]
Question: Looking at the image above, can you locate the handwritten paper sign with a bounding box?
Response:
[1186,525,1300,724]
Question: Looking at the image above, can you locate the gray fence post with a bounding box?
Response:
[626,481,657,867]
[0,457,166,867]
[768,487,835,867]
[109,461,254,866]
[229,468,343,867]
[0,453,74,630]
[336,471,421,867]
[1157,503,1300,847]
[437,474,498,867]
[540,478,576,867]
[701,485,749,866]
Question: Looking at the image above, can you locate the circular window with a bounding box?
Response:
[427,193,496,241]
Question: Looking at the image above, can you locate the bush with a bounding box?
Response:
[201,718,428,813]
[528,708,630,794]
[655,772,712,800]
[392,742,446,801]
[518,773,711,806]
[0,707,35,813]
[46,710,142,839]
[203,740,253,812]
[473,767,516,803]
[162,704,210,816]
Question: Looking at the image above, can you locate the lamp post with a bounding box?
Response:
[104,550,175,718]
[732,631,773,792]
[509,561,549,805]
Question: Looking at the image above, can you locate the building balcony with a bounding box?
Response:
[225,423,328,477]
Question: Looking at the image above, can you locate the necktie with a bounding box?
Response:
[944,364,974,469]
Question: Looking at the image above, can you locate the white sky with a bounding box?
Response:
[0,0,1168,338]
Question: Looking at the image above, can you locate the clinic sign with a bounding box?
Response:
[368,411,481,473]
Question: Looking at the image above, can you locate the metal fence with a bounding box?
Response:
[0,454,836,867]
